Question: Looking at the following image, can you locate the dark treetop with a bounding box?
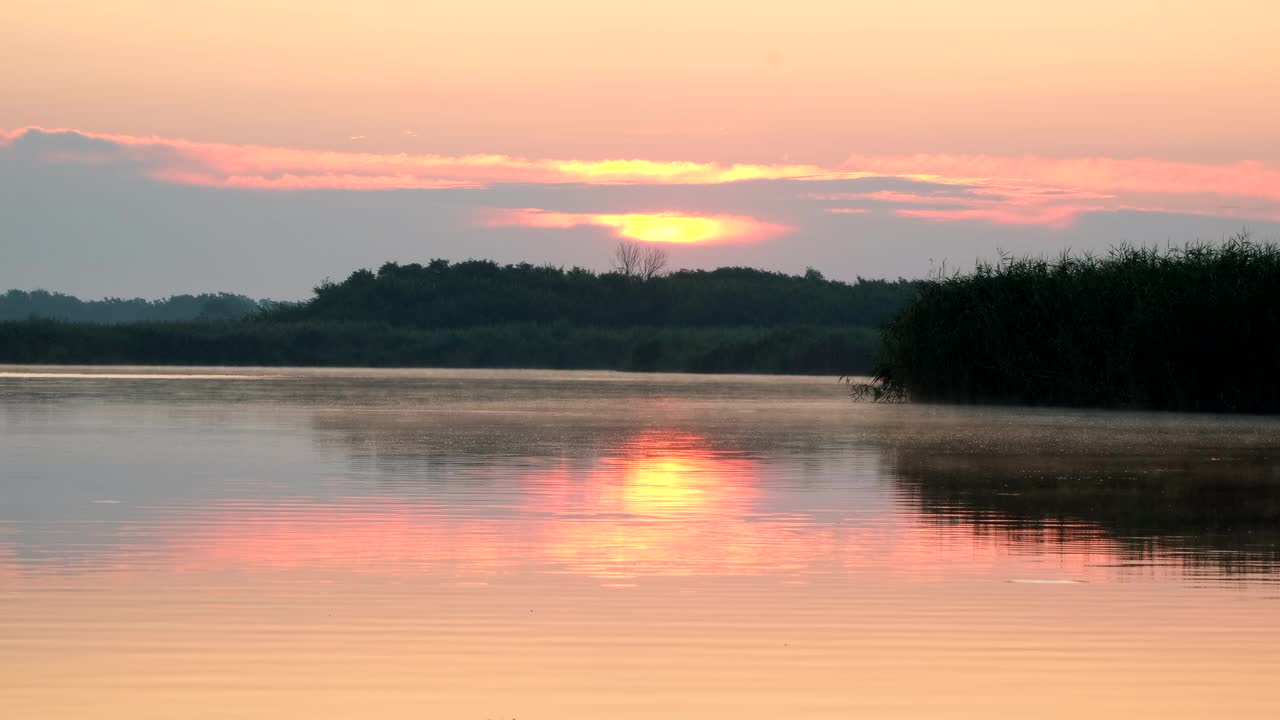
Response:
[1,260,922,375]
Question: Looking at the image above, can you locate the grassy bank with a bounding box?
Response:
[874,234,1280,412]
[0,320,879,375]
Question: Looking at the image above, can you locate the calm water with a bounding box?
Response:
[2,367,1279,719]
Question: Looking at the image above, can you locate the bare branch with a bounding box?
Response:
[613,240,642,277]
[613,240,669,280]
[639,245,668,280]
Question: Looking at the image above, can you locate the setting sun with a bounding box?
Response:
[604,214,731,244]
[483,208,789,244]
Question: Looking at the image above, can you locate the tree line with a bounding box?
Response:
[0,290,267,324]
[1,253,921,375]
[263,258,922,329]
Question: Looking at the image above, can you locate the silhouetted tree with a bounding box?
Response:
[613,240,669,280]
[638,244,669,280]
[613,240,643,277]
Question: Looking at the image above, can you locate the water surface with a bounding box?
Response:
[3,367,1279,719]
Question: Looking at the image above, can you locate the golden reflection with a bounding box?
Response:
[531,430,790,576]
[603,431,753,514]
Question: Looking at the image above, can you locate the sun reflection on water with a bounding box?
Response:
[0,429,1236,586]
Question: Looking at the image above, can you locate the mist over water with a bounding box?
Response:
[2,367,1279,719]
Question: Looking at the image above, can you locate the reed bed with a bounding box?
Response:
[873,233,1280,412]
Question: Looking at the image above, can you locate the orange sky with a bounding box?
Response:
[3,1,1280,295]
[4,0,1278,163]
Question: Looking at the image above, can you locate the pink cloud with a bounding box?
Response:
[5,126,1278,228]
[895,205,1104,228]
[843,153,1280,202]
[817,178,1278,227]
[2,126,840,189]
[820,188,1111,227]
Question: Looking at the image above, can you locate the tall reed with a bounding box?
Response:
[874,233,1280,412]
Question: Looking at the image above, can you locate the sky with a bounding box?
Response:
[3,0,1279,299]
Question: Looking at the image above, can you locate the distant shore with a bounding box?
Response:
[1,259,919,377]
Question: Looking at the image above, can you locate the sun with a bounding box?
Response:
[608,214,724,244]
[483,207,790,244]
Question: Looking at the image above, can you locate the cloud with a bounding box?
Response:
[894,205,1100,228]
[816,187,1111,228]
[814,171,1279,227]
[10,125,1280,226]
[4,126,1280,300]
[4,137,1278,301]
[843,153,1280,203]
[1,127,845,190]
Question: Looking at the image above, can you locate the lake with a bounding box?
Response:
[2,366,1279,719]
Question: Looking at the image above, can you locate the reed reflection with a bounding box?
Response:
[888,445,1280,580]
